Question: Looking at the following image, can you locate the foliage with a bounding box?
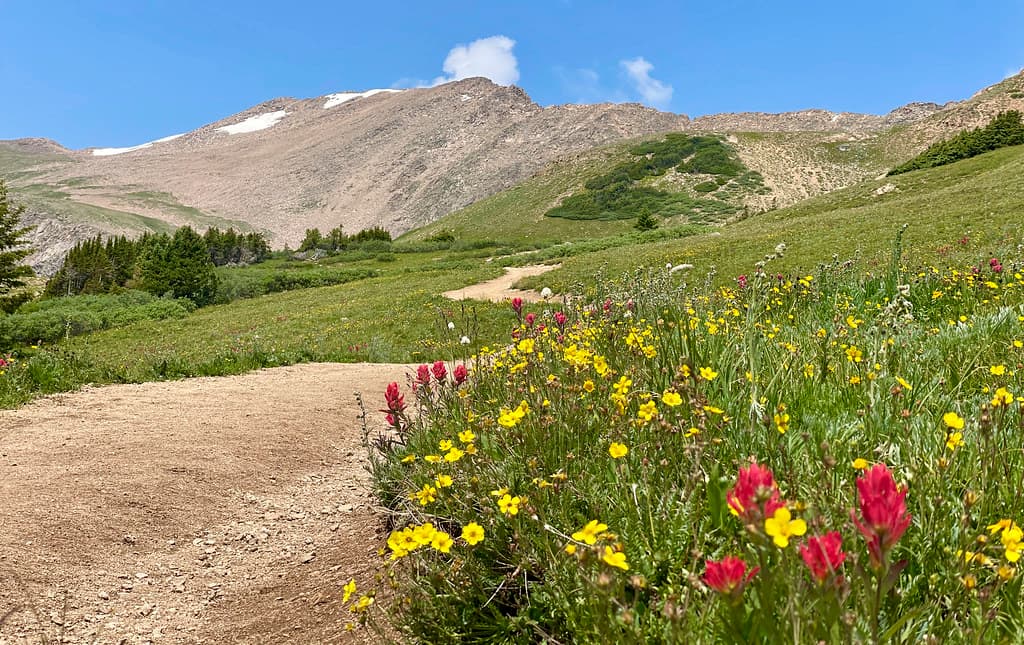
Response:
[299,226,394,253]
[139,225,219,305]
[0,290,193,349]
[367,245,1024,642]
[634,207,658,231]
[889,110,1024,175]
[0,179,34,297]
[203,227,271,266]
[546,134,762,223]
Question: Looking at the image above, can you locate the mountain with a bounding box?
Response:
[3,72,1023,274]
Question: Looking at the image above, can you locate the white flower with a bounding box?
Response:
[540,287,553,299]
[669,263,694,274]
[460,336,471,345]
[447,321,455,330]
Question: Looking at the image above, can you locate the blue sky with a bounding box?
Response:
[2,1,1021,149]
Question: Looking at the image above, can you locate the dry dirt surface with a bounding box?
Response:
[442,264,560,304]
[0,363,413,644]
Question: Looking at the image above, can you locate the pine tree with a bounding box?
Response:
[141,226,218,305]
[0,180,35,297]
[634,207,659,231]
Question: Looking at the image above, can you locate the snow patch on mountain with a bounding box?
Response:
[216,111,289,135]
[91,133,184,156]
[323,89,401,109]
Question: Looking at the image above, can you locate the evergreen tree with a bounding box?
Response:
[634,207,659,231]
[298,228,323,252]
[0,180,35,297]
[141,226,218,305]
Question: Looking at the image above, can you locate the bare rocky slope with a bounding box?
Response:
[3,72,1023,274]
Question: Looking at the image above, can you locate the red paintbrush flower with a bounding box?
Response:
[431,360,447,382]
[383,382,405,413]
[703,556,758,598]
[800,531,846,585]
[727,462,785,524]
[453,364,468,385]
[851,463,911,569]
[511,297,523,315]
[415,364,431,386]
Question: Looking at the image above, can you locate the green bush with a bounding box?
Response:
[693,181,719,193]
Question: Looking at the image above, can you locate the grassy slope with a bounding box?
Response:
[520,144,1024,291]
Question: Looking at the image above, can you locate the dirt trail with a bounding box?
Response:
[0,363,411,644]
[442,264,560,303]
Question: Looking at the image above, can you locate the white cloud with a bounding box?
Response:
[620,57,673,109]
[431,35,520,87]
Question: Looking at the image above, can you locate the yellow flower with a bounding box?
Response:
[435,474,453,488]
[461,522,484,545]
[852,458,869,470]
[430,531,454,553]
[572,520,609,545]
[896,376,912,390]
[845,346,862,363]
[637,400,658,422]
[608,442,628,459]
[490,487,509,497]
[498,494,521,516]
[424,454,442,464]
[458,429,476,443]
[802,364,815,378]
[593,355,609,376]
[582,380,596,393]
[684,426,700,438]
[445,447,465,462]
[412,484,437,506]
[764,507,807,548]
[517,338,535,354]
[601,546,629,571]
[661,390,683,407]
[401,454,417,463]
[439,439,453,451]
[990,364,1007,376]
[849,375,861,385]
[613,375,632,395]
[945,432,964,451]
[992,387,1014,407]
[990,519,1016,534]
[564,543,577,555]
[342,579,356,603]
[942,412,965,430]
[699,366,718,381]
[998,565,1016,581]
[774,412,790,434]
[412,523,436,546]
[1003,525,1023,563]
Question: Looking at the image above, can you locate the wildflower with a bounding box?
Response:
[461,522,485,545]
[572,520,609,545]
[432,360,447,382]
[609,442,628,459]
[458,429,475,443]
[383,382,406,413]
[942,412,965,430]
[773,410,790,434]
[727,462,784,523]
[998,565,1015,581]
[945,432,964,451]
[703,556,757,598]
[845,346,863,363]
[511,297,523,314]
[454,364,469,384]
[430,531,454,553]
[424,454,442,464]
[895,376,912,390]
[435,474,453,488]
[413,484,437,506]
[800,532,846,584]
[582,379,596,393]
[601,546,629,571]
[554,311,567,326]
[415,364,431,385]
[460,335,471,345]
[540,287,553,299]
[662,390,683,407]
[498,494,521,516]
[852,463,912,569]
[593,355,609,376]
[613,375,632,395]
[412,523,436,546]
[637,400,658,422]
[439,439,453,451]
[990,364,1007,376]
[699,366,718,381]
[852,458,869,470]
[518,338,535,354]
[565,544,577,555]
[343,579,356,603]
[401,454,416,463]
[444,447,465,462]
[992,387,1014,407]
[803,364,815,378]
[764,507,807,548]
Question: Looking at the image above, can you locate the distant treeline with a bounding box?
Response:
[298,225,392,253]
[45,226,267,303]
[889,110,1024,175]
